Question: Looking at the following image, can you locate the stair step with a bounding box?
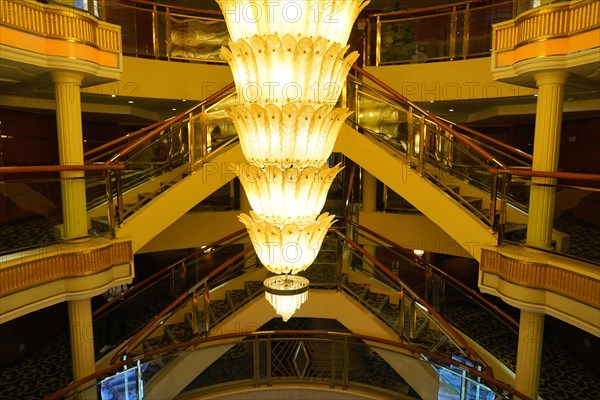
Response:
[185,311,207,333]
[298,263,337,285]
[414,317,429,339]
[245,281,263,298]
[463,196,483,209]
[364,292,389,314]
[209,299,231,322]
[90,216,111,232]
[227,288,249,309]
[165,322,192,344]
[379,302,401,329]
[344,281,370,302]
[313,250,337,264]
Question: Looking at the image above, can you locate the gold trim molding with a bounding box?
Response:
[493,0,599,53]
[0,240,133,296]
[480,248,600,309]
[0,0,121,53]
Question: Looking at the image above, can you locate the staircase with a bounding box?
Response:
[340,272,462,361]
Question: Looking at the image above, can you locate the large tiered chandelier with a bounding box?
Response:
[216,0,368,320]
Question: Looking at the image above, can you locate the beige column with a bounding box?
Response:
[51,71,87,239]
[362,170,377,213]
[526,71,568,249]
[239,185,251,213]
[361,171,378,271]
[68,298,97,399]
[515,310,545,398]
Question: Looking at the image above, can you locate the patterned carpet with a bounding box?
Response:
[2,214,599,263]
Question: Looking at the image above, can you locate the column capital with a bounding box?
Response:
[50,71,84,85]
[534,71,569,87]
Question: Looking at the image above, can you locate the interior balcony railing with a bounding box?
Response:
[44,227,530,399]
[94,0,517,67]
[100,0,228,63]
[0,0,121,55]
[364,0,515,66]
[46,330,529,400]
[0,164,125,255]
[94,228,499,387]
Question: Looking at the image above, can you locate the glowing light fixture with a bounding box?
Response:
[264,275,309,322]
[217,0,369,320]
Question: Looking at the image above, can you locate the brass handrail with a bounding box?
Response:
[440,119,533,164]
[367,0,486,19]
[0,163,125,174]
[106,82,236,164]
[343,219,519,334]
[489,169,600,181]
[92,228,248,318]
[45,329,531,400]
[84,121,163,160]
[109,245,253,365]
[351,64,506,170]
[330,228,491,374]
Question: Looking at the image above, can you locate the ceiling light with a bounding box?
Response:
[128,100,134,104]
[264,275,309,322]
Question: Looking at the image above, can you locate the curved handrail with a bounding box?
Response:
[84,121,164,161]
[367,0,486,19]
[351,65,506,169]
[330,228,491,374]
[106,82,236,164]
[449,123,533,164]
[103,0,224,17]
[343,219,519,334]
[45,329,530,400]
[490,169,600,182]
[0,163,125,174]
[93,228,248,318]
[109,245,253,365]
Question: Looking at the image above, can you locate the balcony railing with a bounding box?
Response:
[101,0,227,62]
[364,0,514,66]
[0,0,121,53]
[493,0,600,53]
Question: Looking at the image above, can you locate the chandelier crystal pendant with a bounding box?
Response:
[217,0,369,321]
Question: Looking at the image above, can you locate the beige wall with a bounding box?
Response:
[91,56,233,101]
[365,57,535,102]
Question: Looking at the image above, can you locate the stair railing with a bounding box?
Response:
[109,244,256,365]
[90,82,237,235]
[329,228,491,375]
[346,219,519,334]
[92,229,249,358]
[347,64,523,236]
